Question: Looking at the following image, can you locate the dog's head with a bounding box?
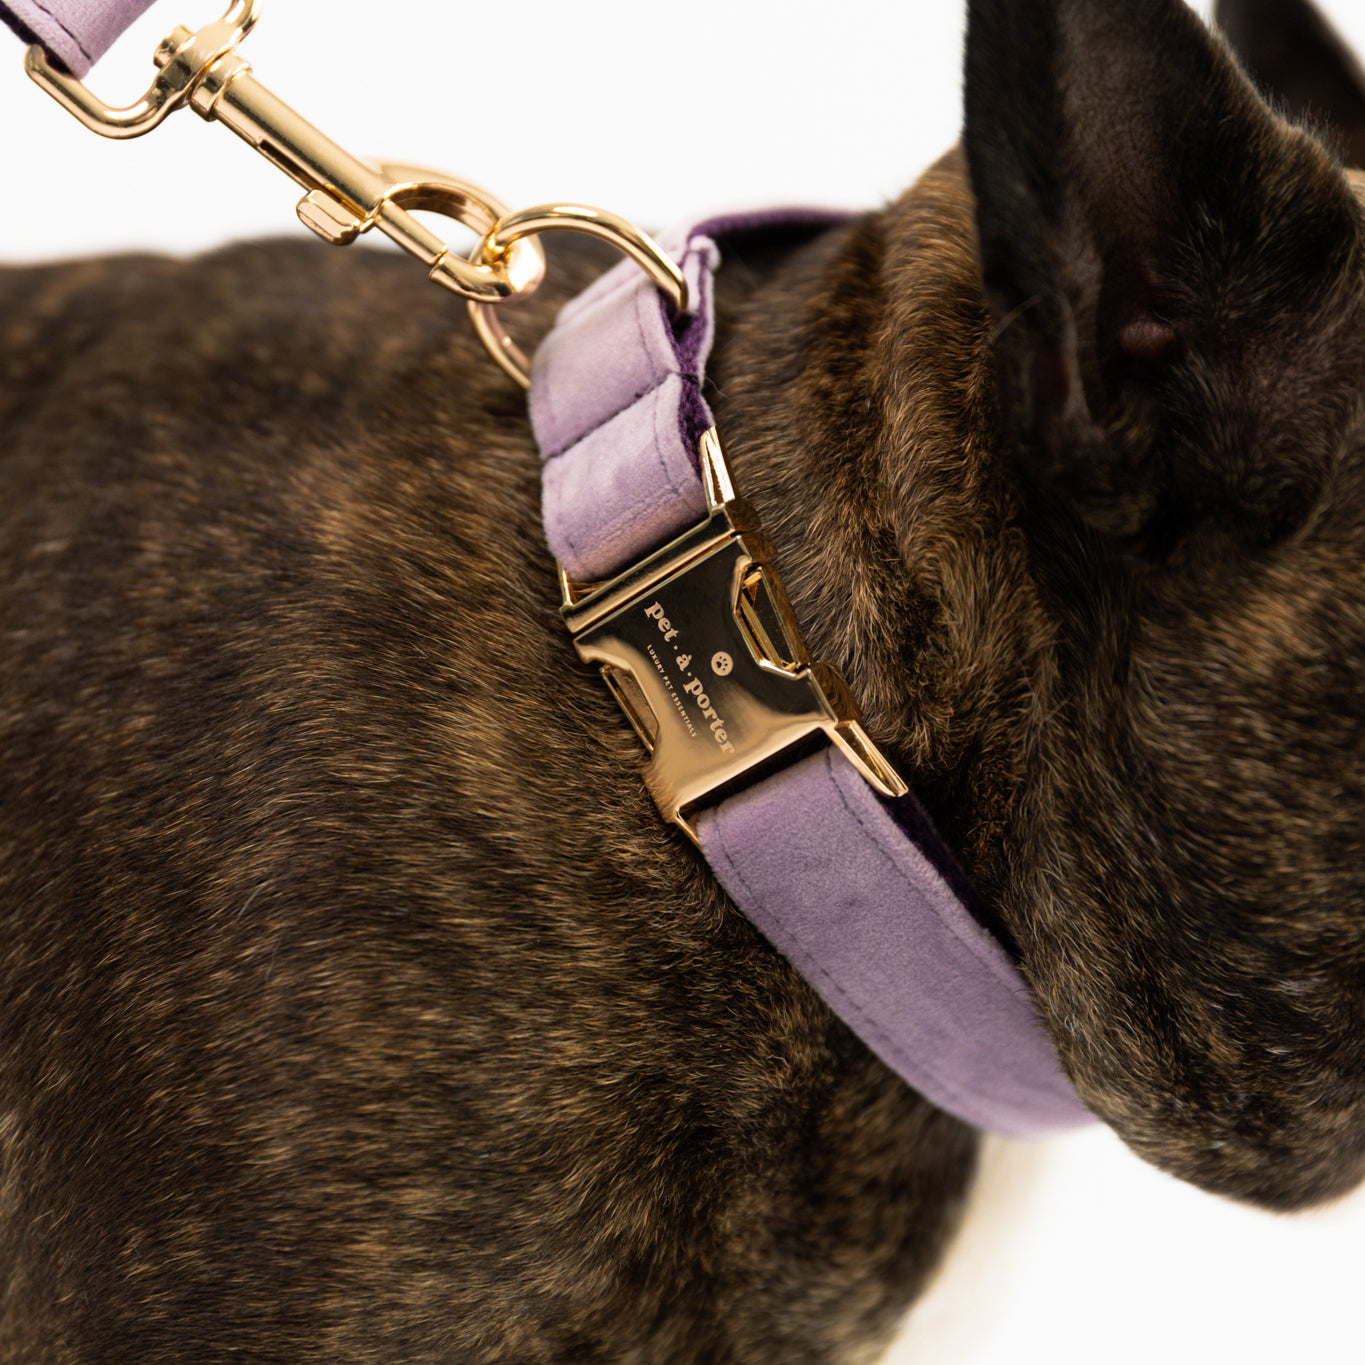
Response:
[953,0,1365,1208]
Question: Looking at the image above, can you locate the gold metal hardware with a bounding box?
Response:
[21,6,900,840]
[22,2,688,379]
[469,207,689,389]
[24,2,545,304]
[23,0,259,137]
[562,429,907,842]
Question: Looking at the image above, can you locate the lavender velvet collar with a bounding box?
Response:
[0,0,1090,1138]
[529,215,1092,1137]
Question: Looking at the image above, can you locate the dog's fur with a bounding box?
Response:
[5,0,1365,1359]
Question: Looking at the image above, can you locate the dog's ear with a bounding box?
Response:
[1216,0,1365,167]
[964,0,1365,558]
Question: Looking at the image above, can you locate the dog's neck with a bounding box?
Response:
[529,211,1091,1137]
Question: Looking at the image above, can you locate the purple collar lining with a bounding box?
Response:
[530,215,1092,1137]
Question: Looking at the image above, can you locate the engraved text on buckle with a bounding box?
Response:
[561,430,906,841]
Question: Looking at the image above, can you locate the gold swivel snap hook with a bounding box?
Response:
[24,2,546,306]
[23,2,684,380]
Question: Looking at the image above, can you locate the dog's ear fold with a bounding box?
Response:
[965,0,1365,557]
[1216,0,1365,167]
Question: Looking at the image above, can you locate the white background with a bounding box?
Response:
[3,2,1365,1361]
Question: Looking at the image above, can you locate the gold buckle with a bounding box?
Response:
[561,431,907,843]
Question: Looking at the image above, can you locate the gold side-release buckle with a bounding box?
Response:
[562,431,907,843]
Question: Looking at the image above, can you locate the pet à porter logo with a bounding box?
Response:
[643,602,736,754]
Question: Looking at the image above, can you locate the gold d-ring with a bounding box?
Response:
[469,206,689,388]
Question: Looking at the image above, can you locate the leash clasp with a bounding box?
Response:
[560,431,906,843]
[24,1,546,303]
[23,2,689,380]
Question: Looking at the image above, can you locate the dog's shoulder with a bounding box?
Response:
[0,226,977,1360]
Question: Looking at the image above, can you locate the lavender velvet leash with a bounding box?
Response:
[531,216,1092,1137]
[0,0,152,75]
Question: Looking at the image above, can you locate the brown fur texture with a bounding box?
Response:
[4,0,1365,1359]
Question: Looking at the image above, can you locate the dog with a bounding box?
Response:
[4,0,1365,1359]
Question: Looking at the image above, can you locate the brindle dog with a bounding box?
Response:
[4,0,1365,1360]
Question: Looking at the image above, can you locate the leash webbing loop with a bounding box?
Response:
[1,0,157,78]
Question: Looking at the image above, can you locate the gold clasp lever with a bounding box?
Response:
[23,0,545,303]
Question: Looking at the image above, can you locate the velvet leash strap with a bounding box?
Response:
[531,214,1093,1138]
[1,0,155,75]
